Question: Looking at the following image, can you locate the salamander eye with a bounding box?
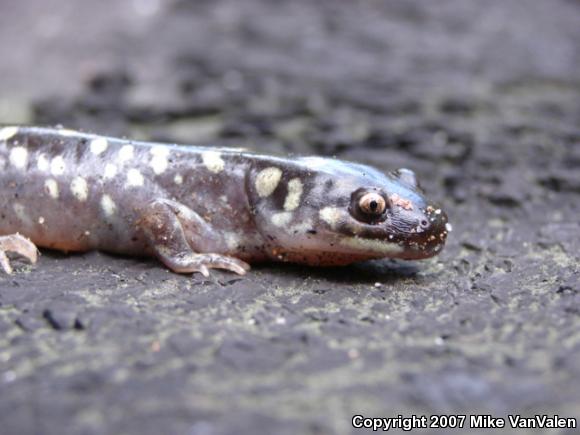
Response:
[349,188,390,223]
[359,192,387,216]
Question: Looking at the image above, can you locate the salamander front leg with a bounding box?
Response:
[0,234,39,274]
[138,199,250,276]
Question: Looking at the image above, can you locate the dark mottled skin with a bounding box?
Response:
[0,126,449,275]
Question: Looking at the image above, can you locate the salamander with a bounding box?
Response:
[0,126,450,276]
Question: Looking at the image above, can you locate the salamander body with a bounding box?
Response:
[0,126,450,275]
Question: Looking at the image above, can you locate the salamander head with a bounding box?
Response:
[249,157,450,266]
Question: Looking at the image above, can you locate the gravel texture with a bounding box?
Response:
[1,1,579,434]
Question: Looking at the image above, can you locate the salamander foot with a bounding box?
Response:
[0,234,39,274]
[139,198,251,276]
[162,253,251,277]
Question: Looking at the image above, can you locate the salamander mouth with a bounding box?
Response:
[335,234,447,260]
[337,206,450,260]
[313,204,450,262]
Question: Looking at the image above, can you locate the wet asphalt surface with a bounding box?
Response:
[1,1,579,434]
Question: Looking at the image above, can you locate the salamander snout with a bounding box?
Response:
[407,205,450,259]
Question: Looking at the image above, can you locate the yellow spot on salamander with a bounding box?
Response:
[319,207,342,228]
[118,145,134,162]
[255,167,282,197]
[45,179,59,199]
[37,153,49,171]
[104,163,117,179]
[9,147,28,169]
[71,177,89,202]
[50,156,66,176]
[202,151,225,174]
[283,178,303,211]
[150,146,170,175]
[126,168,144,187]
[90,137,109,155]
[271,211,293,227]
[100,195,117,217]
[0,126,19,141]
